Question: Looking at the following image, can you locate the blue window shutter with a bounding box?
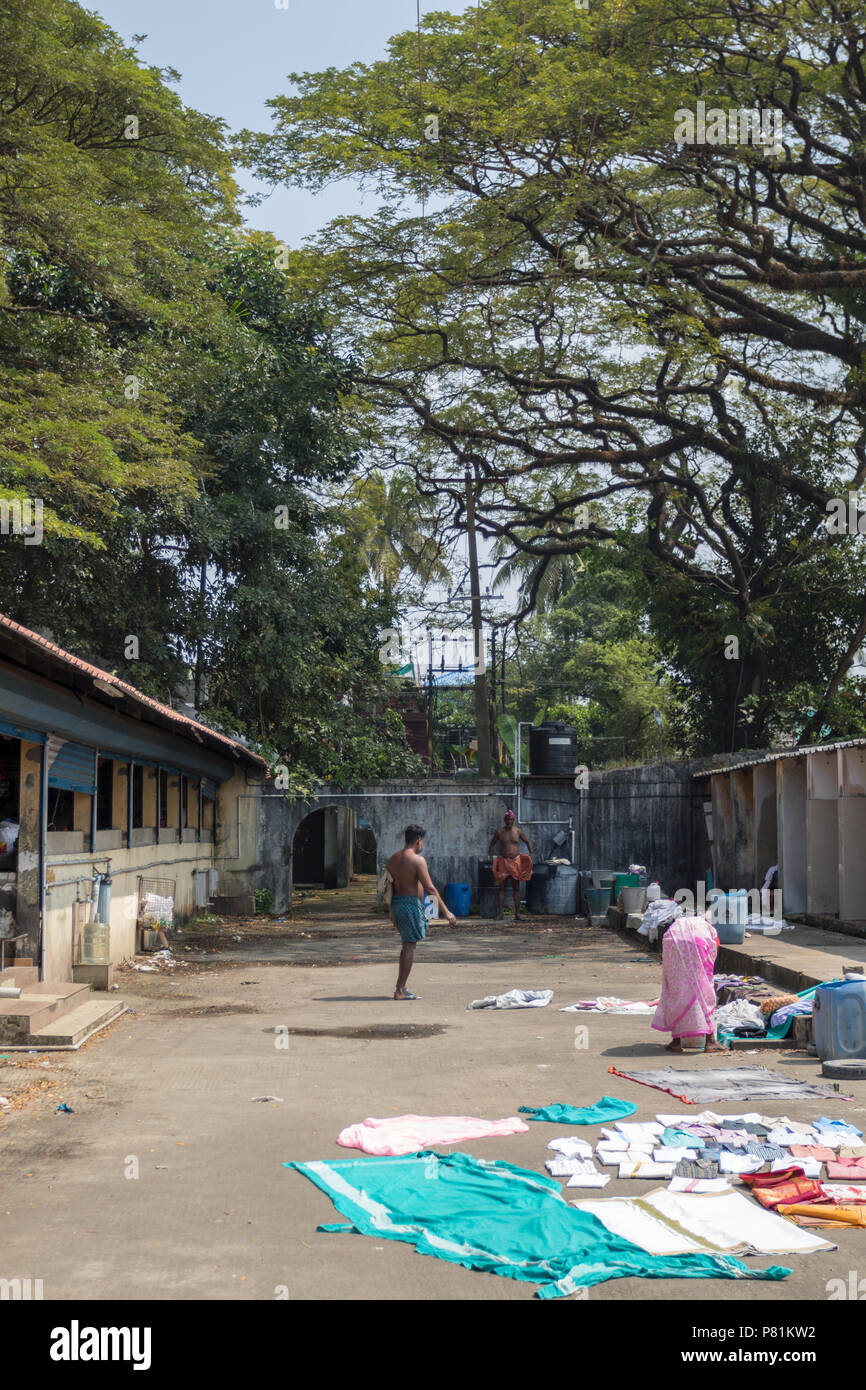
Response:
[201,777,218,801]
[46,736,97,793]
[0,718,45,743]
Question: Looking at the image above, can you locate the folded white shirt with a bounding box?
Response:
[693,1110,764,1126]
[654,1147,698,1164]
[614,1121,665,1142]
[546,1157,597,1177]
[719,1152,765,1174]
[597,1142,654,1165]
[771,1156,822,1178]
[566,1170,611,1188]
[546,1136,594,1159]
[599,1129,631,1148]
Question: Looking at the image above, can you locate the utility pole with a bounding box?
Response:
[465,468,492,778]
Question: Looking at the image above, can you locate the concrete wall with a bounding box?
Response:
[257,761,713,912]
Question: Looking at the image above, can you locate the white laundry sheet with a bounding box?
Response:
[597,1144,654,1166]
[668,1176,732,1194]
[559,996,659,1014]
[613,1121,665,1143]
[572,1187,834,1257]
[617,1159,676,1180]
[466,988,553,1010]
[599,1130,656,1151]
[570,1197,713,1256]
[643,1187,835,1255]
[654,1147,699,1164]
[546,1136,594,1159]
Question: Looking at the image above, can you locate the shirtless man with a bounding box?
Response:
[387,824,455,1000]
[489,811,533,921]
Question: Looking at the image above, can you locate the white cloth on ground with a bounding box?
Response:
[570,1198,705,1256]
[643,1186,835,1255]
[546,1157,600,1177]
[597,1144,654,1166]
[771,1156,822,1178]
[546,1136,594,1159]
[715,999,767,1032]
[566,1171,611,1189]
[719,1152,766,1174]
[559,996,659,1014]
[614,1121,665,1143]
[667,1176,732,1194]
[466,988,553,1010]
[654,1147,699,1164]
[617,1158,676,1179]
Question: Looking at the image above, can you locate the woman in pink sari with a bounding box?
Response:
[652,914,724,1053]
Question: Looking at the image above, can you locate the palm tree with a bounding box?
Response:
[340,470,452,594]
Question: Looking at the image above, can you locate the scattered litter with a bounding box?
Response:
[0,1096,10,1109]
[56,1102,74,1114]
[251,1095,284,1104]
[467,988,553,1011]
[133,964,157,973]
[155,1165,168,1170]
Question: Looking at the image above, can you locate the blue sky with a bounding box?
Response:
[94,0,445,244]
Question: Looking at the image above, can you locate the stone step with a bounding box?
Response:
[0,966,40,989]
[26,997,127,1048]
[0,982,92,1040]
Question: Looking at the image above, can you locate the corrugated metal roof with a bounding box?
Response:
[695,737,866,777]
[0,612,266,770]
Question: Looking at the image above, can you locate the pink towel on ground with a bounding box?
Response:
[337,1113,530,1156]
[790,1145,835,1163]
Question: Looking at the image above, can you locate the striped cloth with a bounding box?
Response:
[745,1142,788,1161]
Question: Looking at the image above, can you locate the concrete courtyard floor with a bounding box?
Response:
[1,883,864,1303]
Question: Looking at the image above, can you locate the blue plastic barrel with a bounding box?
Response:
[444,882,471,917]
[813,978,866,1060]
[585,887,611,917]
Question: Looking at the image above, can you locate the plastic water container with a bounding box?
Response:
[546,865,579,915]
[585,886,611,917]
[813,978,866,1061]
[620,886,646,914]
[710,890,747,944]
[614,872,639,897]
[444,883,471,918]
[646,882,661,903]
[82,922,110,964]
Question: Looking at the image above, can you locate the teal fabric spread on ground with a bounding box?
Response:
[287,1150,791,1299]
[518,1096,638,1125]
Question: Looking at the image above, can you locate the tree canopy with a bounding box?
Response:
[240,0,866,752]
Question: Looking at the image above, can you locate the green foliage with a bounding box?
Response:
[0,0,421,789]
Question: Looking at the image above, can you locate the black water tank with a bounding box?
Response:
[528,722,577,776]
[478,858,497,888]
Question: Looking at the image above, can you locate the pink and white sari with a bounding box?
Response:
[651,916,718,1040]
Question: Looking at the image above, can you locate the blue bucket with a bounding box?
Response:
[444,883,471,917]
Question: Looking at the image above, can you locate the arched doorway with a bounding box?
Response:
[290,806,380,918]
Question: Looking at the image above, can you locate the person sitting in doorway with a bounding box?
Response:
[489,811,533,922]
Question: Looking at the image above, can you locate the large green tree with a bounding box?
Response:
[240,0,866,752]
[0,0,422,786]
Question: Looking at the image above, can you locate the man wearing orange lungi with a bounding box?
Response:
[489,811,533,921]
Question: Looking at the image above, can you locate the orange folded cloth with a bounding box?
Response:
[778,1203,866,1228]
[492,854,533,883]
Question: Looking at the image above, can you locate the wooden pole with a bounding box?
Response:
[465,469,492,778]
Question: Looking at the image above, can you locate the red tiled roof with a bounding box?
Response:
[0,611,266,768]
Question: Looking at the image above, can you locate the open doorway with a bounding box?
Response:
[290,807,379,925]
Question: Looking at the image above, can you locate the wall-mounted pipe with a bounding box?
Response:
[0,985,21,998]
